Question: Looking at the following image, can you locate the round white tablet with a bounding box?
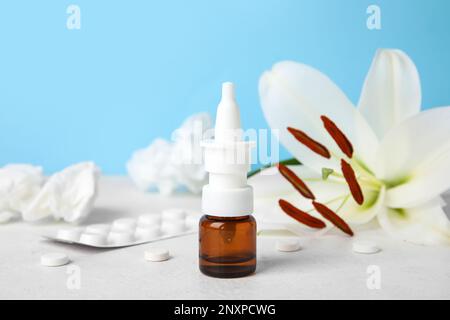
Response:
[162,208,186,221]
[0,211,15,224]
[138,214,162,226]
[112,218,137,231]
[107,230,134,245]
[85,224,110,235]
[135,226,161,240]
[144,248,170,262]
[79,233,106,246]
[57,228,82,242]
[162,221,186,235]
[41,253,70,267]
[352,240,380,254]
[276,239,302,252]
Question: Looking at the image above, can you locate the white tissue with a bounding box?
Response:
[127,139,178,195]
[127,113,212,195]
[0,164,44,214]
[23,162,100,223]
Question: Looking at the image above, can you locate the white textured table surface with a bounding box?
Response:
[1,177,449,300]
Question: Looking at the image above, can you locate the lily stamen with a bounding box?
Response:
[320,115,354,158]
[279,199,326,229]
[341,159,364,205]
[287,127,331,159]
[312,201,354,236]
[278,164,315,200]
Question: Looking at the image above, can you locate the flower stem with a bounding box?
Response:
[247,158,300,178]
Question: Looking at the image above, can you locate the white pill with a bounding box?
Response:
[162,221,186,235]
[0,211,15,224]
[80,233,106,246]
[108,230,134,245]
[144,248,170,262]
[138,213,162,226]
[41,253,70,267]
[276,239,302,252]
[135,226,161,240]
[112,218,137,231]
[85,224,110,235]
[162,208,186,221]
[352,240,380,254]
[57,229,82,242]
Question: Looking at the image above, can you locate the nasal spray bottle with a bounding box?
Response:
[199,82,256,278]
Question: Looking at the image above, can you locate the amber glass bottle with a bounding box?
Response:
[199,214,256,278]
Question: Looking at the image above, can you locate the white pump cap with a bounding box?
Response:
[201,82,255,217]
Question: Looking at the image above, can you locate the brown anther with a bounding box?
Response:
[287,127,331,159]
[278,164,315,200]
[279,199,326,229]
[312,201,354,236]
[340,159,364,205]
[320,115,354,158]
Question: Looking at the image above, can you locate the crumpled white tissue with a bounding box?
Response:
[127,112,212,195]
[0,164,44,215]
[23,162,100,223]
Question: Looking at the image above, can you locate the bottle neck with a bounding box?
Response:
[204,214,251,221]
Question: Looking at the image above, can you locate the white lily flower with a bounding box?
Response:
[253,49,450,245]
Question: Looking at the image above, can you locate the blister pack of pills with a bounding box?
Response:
[42,208,201,248]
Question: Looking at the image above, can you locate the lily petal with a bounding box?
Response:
[358,49,421,139]
[259,61,379,173]
[377,198,450,245]
[377,107,450,208]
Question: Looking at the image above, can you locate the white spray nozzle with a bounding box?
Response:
[215,82,242,143]
[221,82,235,100]
[201,82,255,217]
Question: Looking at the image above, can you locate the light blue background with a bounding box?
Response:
[1,0,449,174]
